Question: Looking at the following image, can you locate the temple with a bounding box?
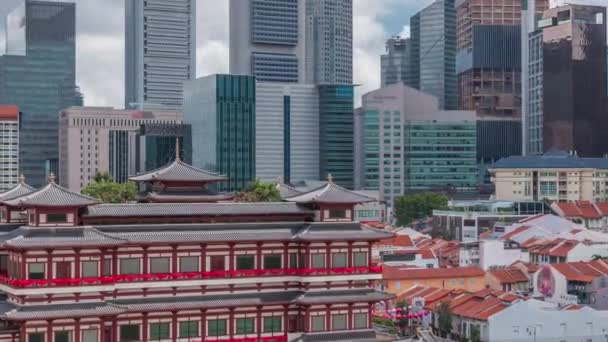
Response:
[0,159,393,341]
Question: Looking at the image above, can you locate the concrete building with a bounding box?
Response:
[305,0,353,84]
[524,29,544,155]
[410,0,457,110]
[125,0,196,110]
[0,106,19,191]
[229,0,305,83]
[490,151,608,202]
[58,107,182,192]
[361,83,477,204]
[0,0,81,187]
[380,37,412,88]
[255,82,319,183]
[183,75,256,192]
[551,201,608,231]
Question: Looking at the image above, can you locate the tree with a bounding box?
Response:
[395,300,409,336]
[235,179,282,202]
[393,192,448,226]
[435,301,453,338]
[81,172,137,203]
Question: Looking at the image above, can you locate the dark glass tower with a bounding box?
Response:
[542,5,608,157]
[0,0,79,186]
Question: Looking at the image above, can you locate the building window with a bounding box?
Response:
[236,255,255,270]
[354,252,367,267]
[119,258,140,275]
[354,313,368,329]
[46,213,67,223]
[102,259,111,276]
[311,254,326,269]
[82,261,98,277]
[208,319,227,337]
[210,256,225,271]
[179,321,199,338]
[264,254,282,269]
[311,316,325,332]
[149,323,169,340]
[236,317,255,334]
[150,257,170,273]
[81,330,97,342]
[289,253,298,269]
[28,333,44,342]
[332,253,347,268]
[264,317,282,333]
[55,261,71,279]
[55,331,71,342]
[328,210,346,219]
[332,314,347,331]
[119,325,140,342]
[28,263,45,279]
[179,256,198,272]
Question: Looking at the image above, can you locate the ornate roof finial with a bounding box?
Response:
[175,136,181,162]
[327,173,333,184]
[276,176,283,184]
[18,174,25,184]
[48,172,56,184]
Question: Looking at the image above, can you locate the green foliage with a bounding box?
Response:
[470,325,481,342]
[372,316,395,328]
[394,192,448,226]
[436,301,453,337]
[235,179,282,202]
[81,172,137,203]
[592,255,608,261]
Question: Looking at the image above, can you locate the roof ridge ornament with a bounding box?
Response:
[175,136,181,162]
[48,172,56,184]
[18,174,25,185]
[327,173,333,184]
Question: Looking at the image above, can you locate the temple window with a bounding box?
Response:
[47,213,67,223]
[354,313,368,329]
[264,317,282,333]
[208,319,227,337]
[289,253,298,269]
[102,259,112,276]
[28,333,44,342]
[81,329,98,342]
[209,256,225,271]
[332,314,347,331]
[264,254,282,269]
[28,262,45,280]
[179,320,199,338]
[179,256,199,272]
[119,258,140,275]
[354,252,368,267]
[311,254,326,269]
[236,317,255,334]
[55,261,71,278]
[149,322,170,340]
[328,210,347,219]
[311,316,325,332]
[54,331,71,342]
[81,261,98,277]
[236,255,255,270]
[332,253,347,267]
[119,324,140,342]
[150,257,170,273]
[0,255,8,275]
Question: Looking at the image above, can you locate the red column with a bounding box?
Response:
[74,318,81,342]
[325,305,331,332]
[304,244,310,269]
[20,251,26,280]
[100,318,105,342]
[283,243,289,270]
[112,249,118,276]
[172,245,178,273]
[46,250,52,280]
[200,309,206,341]
[283,305,289,337]
[142,246,149,274]
[142,313,148,341]
[172,311,177,342]
[46,320,52,342]
[304,307,310,333]
[256,243,262,271]
[367,303,373,329]
[347,242,353,268]
[229,308,235,338]
[112,317,118,342]
[74,248,81,279]
[347,304,353,330]
[229,244,235,275]
[256,306,262,338]
[325,243,331,272]
[367,243,372,267]
[201,243,207,272]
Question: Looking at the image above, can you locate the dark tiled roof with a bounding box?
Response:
[0,227,126,248]
[296,224,393,241]
[1,302,124,320]
[297,330,381,342]
[286,182,375,204]
[295,289,394,305]
[143,188,233,203]
[129,160,226,183]
[84,202,312,218]
[491,151,608,169]
[277,183,303,199]
[0,183,36,202]
[3,183,98,208]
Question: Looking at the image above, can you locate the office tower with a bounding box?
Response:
[58,107,183,191]
[229,0,305,83]
[135,123,192,173]
[354,107,364,190]
[0,106,19,191]
[305,0,353,84]
[256,83,319,183]
[541,5,607,157]
[525,29,544,155]
[410,0,457,110]
[380,37,412,87]
[125,0,196,110]
[0,0,79,187]
[319,85,354,189]
[362,83,477,204]
[183,75,256,192]
[476,118,522,184]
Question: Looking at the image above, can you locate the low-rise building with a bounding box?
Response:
[378,266,486,295]
[486,268,530,293]
[380,249,438,269]
[551,201,608,230]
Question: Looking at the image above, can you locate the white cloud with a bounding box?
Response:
[400,25,411,39]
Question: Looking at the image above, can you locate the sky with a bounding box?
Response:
[0,0,606,108]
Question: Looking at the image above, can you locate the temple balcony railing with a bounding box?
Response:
[0,266,383,288]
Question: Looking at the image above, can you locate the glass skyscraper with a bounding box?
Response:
[380,37,412,88]
[0,0,80,187]
[410,0,457,110]
[135,123,192,173]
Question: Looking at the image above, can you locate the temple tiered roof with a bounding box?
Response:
[3,174,98,208]
[276,182,303,199]
[129,160,226,183]
[0,176,35,202]
[286,176,376,205]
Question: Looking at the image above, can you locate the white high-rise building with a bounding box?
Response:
[125,0,196,110]
[229,0,306,83]
[0,106,19,191]
[305,0,353,84]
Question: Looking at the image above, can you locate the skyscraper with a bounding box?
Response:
[542,5,608,157]
[229,0,306,83]
[125,0,196,110]
[305,0,353,84]
[0,0,80,187]
[410,0,457,110]
[380,37,412,87]
[0,106,19,191]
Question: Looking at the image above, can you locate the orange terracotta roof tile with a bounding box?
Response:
[518,213,547,223]
[552,263,598,282]
[475,303,508,320]
[383,266,485,281]
[488,268,529,284]
[547,240,579,257]
[562,304,583,311]
[595,203,608,215]
[479,230,493,239]
[498,293,521,303]
[376,235,415,248]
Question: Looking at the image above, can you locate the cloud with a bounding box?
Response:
[400,25,411,39]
